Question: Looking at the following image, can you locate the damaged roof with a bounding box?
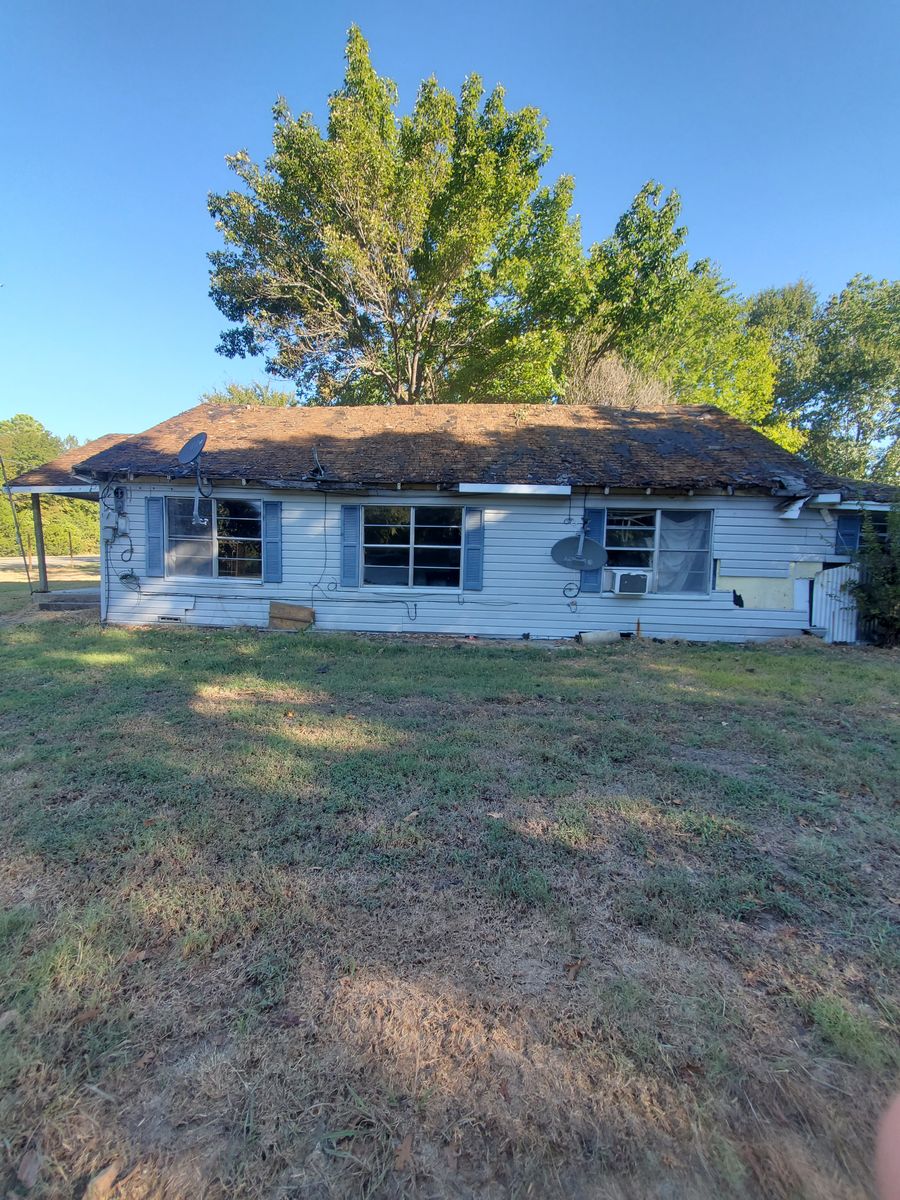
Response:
[11,403,895,500]
[6,433,132,490]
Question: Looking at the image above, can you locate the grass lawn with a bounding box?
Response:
[0,604,898,1198]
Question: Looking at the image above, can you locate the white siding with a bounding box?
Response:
[102,485,839,642]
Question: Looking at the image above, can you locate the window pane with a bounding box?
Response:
[364,546,410,567]
[365,506,411,526]
[364,506,411,545]
[413,506,463,527]
[607,549,653,568]
[606,511,655,529]
[217,499,262,539]
[218,555,262,579]
[216,498,261,522]
[217,537,261,580]
[605,511,656,550]
[167,538,213,577]
[414,522,462,546]
[660,510,711,551]
[363,563,409,586]
[413,547,461,569]
[605,528,656,549]
[658,551,710,593]
[167,497,212,537]
[413,566,460,587]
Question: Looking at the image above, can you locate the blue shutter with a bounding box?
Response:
[463,507,484,591]
[262,500,282,583]
[340,505,361,587]
[145,497,164,577]
[580,508,606,592]
[835,512,861,555]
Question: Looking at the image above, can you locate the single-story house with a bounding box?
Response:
[6,402,895,641]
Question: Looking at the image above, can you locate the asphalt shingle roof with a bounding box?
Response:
[6,434,132,489]
[8,404,895,501]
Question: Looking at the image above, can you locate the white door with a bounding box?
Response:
[812,565,860,644]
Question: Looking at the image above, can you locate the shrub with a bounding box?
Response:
[848,505,900,646]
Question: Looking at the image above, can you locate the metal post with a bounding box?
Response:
[31,493,49,592]
[0,455,34,592]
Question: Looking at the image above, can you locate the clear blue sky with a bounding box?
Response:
[2,0,898,441]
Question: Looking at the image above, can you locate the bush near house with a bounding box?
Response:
[849,505,900,645]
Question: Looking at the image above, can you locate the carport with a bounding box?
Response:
[2,433,127,605]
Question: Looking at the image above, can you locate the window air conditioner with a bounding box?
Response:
[603,568,652,595]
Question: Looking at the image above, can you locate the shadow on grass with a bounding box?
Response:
[1,622,898,1197]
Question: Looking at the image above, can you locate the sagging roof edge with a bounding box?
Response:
[64,465,890,504]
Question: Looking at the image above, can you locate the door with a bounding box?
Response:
[812,565,860,644]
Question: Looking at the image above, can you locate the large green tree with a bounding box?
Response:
[0,415,97,558]
[748,275,900,482]
[571,183,795,444]
[209,26,584,405]
[200,381,298,407]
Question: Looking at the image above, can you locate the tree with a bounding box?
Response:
[748,276,900,482]
[746,280,819,419]
[572,183,792,443]
[0,415,97,558]
[0,414,76,479]
[200,381,298,407]
[847,506,900,646]
[805,276,900,482]
[209,26,584,405]
[562,336,674,408]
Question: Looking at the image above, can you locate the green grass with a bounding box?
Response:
[0,608,898,1199]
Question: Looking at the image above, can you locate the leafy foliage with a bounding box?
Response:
[0,415,97,558]
[200,381,298,407]
[847,507,900,646]
[209,26,584,405]
[207,30,896,487]
[805,277,900,482]
[748,276,900,482]
[574,183,795,446]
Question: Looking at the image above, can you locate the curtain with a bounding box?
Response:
[657,511,711,593]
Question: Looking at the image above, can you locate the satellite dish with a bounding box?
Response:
[177,432,207,466]
[551,536,607,572]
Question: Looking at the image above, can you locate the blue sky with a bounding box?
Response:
[2,0,898,441]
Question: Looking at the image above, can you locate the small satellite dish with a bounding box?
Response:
[551,536,607,572]
[177,432,207,466]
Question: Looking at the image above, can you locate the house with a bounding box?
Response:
[6,402,895,642]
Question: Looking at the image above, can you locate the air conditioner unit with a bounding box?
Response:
[603,568,652,595]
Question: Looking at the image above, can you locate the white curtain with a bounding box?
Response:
[657,511,711,593]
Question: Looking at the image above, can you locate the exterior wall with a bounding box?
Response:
[102,484,839,642]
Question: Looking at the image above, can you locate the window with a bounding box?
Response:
[165,497,262,579]
[363,505,462,587]
[603,509,712,594]
[835,511,888,556]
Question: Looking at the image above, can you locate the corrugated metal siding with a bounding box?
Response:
[102,485,836,642]
[812,565,860,644]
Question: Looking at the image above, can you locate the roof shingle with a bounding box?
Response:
[10,404,895,501]
[7,434,132,489]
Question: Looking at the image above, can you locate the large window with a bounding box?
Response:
[363,505,462,587]
[603,509,712,594]
[165,497,262,579]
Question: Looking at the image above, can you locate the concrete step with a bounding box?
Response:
[33,588,101,612]
[38,600,101,613]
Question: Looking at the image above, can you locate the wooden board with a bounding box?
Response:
[268,601,314,631]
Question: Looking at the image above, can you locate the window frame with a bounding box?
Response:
[834,510,889,557]
[164,495,264,583]
[361,504,464,590]
[601,507,714,596]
